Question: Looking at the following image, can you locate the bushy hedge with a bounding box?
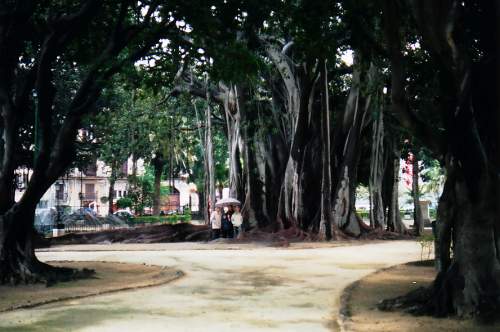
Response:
[357,210,369,220]
[116,197,133,209]
[133,214,191,224]
[356,209,414,220]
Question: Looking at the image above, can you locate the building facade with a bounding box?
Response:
[16,158,141,215]
[15,158,199,216]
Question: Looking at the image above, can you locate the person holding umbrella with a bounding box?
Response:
[216,198,241,239]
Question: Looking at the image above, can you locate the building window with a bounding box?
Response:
[118,190,122,198]
[37,200,48,209]
[85,183,95,200]
[55,183,65,200]
[113,190,117,198]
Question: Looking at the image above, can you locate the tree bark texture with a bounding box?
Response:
[220,84,245,202]
[319,60,334,240]
[265,40,325,233]
[331,61,373,237]
[205,91,216,222]
[368,97,386,229]
[0,195,93,284]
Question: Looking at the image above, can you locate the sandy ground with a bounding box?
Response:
[0,262,181,312]
[0,241,421,332]
[344,262,500,332]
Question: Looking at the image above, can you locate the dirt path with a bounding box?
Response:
[0,241,421,332]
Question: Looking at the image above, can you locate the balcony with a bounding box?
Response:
[79,192,97,200]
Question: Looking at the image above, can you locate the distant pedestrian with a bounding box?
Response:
[232,205,243,238]
[210,207,222,239]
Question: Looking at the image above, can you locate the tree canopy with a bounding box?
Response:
[0,0,498,321]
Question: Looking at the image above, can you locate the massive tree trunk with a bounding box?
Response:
[383,161,500,319]
[265,40,324,232]
[432,167,499,319]
[319,60,334,240]
[331,61,373,237]
[220,84,245,202]
[0,198,93,285]
[0,1,170,284]
[381,0,500,319]
[238,84,276,229]
[369,104,386,229]
[219,79,288,231]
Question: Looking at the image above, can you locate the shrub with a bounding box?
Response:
[116,197,133,209]
[133,214,190,224]
[356,210,369,220]
[417,234,435,261]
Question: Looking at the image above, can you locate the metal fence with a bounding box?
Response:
[34,205,197,237]
[35,205,133,236]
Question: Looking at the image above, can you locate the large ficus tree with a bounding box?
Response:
[380,0,500,320]
[0,0,190,284]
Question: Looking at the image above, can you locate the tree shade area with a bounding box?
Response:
[0,0,498,322]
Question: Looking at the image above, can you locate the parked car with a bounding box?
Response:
[114,210,134,220]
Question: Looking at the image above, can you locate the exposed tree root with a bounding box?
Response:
[377,286,434,315]
[0,259,95,287]
[360,227,414,240]
[50,223,210,245]
[378,270,500,324]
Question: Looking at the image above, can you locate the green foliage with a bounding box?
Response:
[429,208,437,220]
[356,210,369,220]
[160,185,172,196]
[134,214,191,224]
[127,167,155,214]
[92,83,138,177]
[417,234,435,261]
[420,159,445,202]
[116,197,133,209]
[210,41,263,83]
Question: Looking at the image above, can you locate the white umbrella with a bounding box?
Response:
[215,197,241,207]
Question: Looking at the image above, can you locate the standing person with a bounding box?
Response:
[226,205,234,238]
[232,205,243,238]
[210,207,222,240]
[221,206,233,238]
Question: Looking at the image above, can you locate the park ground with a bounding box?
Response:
[0,241,421,332]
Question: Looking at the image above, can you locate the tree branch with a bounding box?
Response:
[382,0,445,155]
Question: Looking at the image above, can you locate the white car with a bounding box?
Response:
[114,210,133,219]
